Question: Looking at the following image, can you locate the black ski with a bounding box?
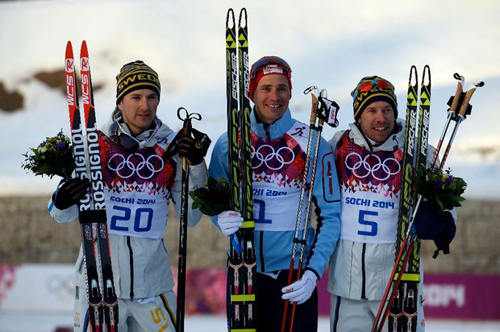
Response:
[372,65,423,332]
[388,65,431,332]
[226,7,256,331]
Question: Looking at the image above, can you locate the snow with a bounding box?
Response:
[0,313,499,332]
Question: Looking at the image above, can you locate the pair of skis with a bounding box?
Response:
[65,41,118,332]
[226,7,257,331]
[372,67,484,332]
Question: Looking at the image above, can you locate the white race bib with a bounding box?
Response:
[340,191,399,244]
[106,189,168,239]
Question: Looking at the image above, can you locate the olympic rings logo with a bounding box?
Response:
[108,153,164,180]
[252,144,295,170]
[345,152,401,181]
[46,273,73,300]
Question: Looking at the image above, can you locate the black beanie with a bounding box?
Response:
[116,60,161,104]
[352,75,398,122]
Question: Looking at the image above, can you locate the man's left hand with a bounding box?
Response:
[281,270,317,305]
[176,128,211,165]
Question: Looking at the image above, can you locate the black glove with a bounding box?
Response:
[174,128,211,165]
[52,178,90,210]
[317,95,340,128]
[415,201,456,258]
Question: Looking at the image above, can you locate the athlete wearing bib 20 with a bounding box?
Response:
[209,56,341,331]
[48,60,209,332]
[327,75,455,332]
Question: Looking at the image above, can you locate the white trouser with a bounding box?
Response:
[330,294,425,332]
[73,285,177,332]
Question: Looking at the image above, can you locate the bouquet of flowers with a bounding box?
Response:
[415,164,467,211]
[190,176,231,217]
[22,130,74,179]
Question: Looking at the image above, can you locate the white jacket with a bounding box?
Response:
[48,115,207,299]
[326,119,453,300]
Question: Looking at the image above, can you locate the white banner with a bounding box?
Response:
[0,264,74,313]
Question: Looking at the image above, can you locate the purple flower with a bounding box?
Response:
[39,141,47,147]
[445,176,454,185]
[55,142,66,149]
[433,178,442,190]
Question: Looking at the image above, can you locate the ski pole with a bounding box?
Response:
[175,107,202,332]
[288,88,326,332]
[280,87,319,332]
[281,87,326,332]
[431,73,464,166]
[439,80,484,166]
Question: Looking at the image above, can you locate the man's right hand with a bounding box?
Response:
[217,210,243,236]
[52,178,90,210]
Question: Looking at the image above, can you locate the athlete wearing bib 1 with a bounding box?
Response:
[210,56,341,331]
[48,60,209,332]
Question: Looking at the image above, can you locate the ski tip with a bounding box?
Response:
[238,8,248,27]
[80,40,89,59]
[422,65,431,85]
[65,41,74,58]
[409,65,418,84]
[226,8,235,27]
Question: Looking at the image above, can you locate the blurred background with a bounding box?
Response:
[0,0,499,331]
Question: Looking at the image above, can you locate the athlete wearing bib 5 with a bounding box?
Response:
[48,60,209,332]
[328,76,456,332]
[209,56,342,331]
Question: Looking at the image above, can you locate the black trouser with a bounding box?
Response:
[225,269,318,332]
[256,270,318,332]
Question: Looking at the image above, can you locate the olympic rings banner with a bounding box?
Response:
[0,264,74,313]
[1,265,499,320]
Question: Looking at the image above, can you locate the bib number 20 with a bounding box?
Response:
[110,205,154,232]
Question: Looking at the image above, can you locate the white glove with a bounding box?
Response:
[217,210,243,237]
[281,270,317,305]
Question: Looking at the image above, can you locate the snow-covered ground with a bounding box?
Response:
[0,313,500,332]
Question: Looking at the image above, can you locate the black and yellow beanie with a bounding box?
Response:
[352,75,398,122]
[116,60,161,104]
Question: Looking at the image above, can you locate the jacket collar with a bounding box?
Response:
[251,108,294,141]
[348,118,405,152]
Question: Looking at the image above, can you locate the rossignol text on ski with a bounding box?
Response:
[65,40,118,332]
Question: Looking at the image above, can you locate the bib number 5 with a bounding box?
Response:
[358,210,378,236]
